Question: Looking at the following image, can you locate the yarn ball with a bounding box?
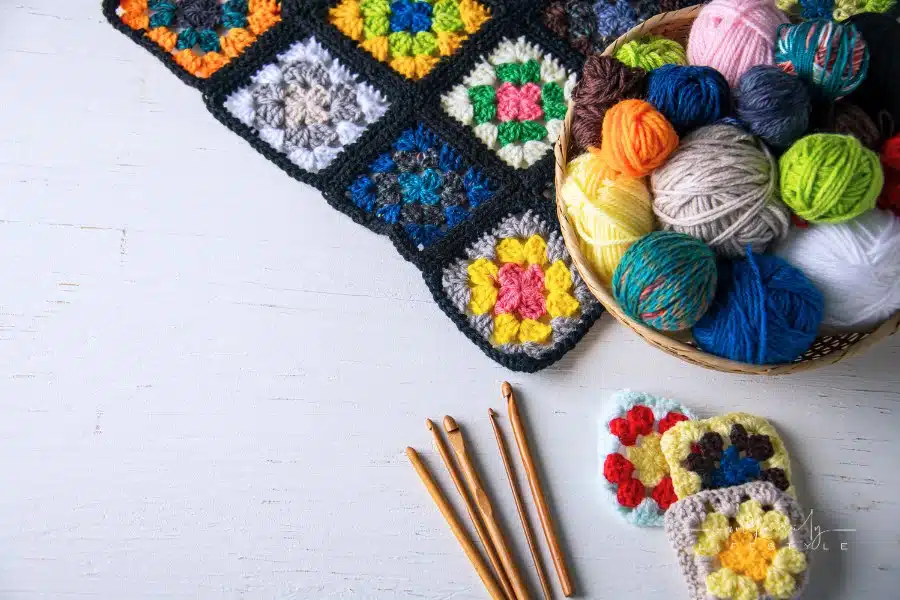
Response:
[646,65,731,135]
[833,0,896,21]
[612,231,717,331]
[735,65,811,151]
[827,101,883,150]
[774,0,896,20]
[776,0,896,20]
[598,99,679,178]
[687,0,789,87]
[775,19,869,101]
[798,0,834,18]
[614,36,687,72]
[693,251,824,364]
[562,152,656,283]
[651,124,791,257]
[847,13,900,127]
[774,209,900,329]
[880,134,900,216]
[779,133,883,223]
[571,54,647,152]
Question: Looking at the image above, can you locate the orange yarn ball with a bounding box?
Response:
[597,99,679,177]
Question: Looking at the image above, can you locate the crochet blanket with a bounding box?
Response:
[103,0,692,371]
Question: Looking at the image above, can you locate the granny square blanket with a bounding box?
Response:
[104,0,694,371]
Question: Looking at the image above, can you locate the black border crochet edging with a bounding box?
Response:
[101,0,289,92]
[105,0,604,372]
[419,17,588,194]
[299,0,511,108]
[203,18,415,197]
[420,193,604,373]
[325,106,521,271]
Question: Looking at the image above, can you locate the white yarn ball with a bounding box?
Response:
[774,210,900,330]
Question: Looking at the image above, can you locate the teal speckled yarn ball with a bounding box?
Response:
[612,232,718,331]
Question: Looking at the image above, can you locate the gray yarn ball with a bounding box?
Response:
[736,65,811,151]
[650,124,791,257]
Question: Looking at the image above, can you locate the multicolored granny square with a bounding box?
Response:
[600,390,697,527]
[347,124,496,250]
[114,0,282,79]
[328,0,492,80]
[440,209,599,365]
[661,413,794,500]
[106,1,625,371]
[222,36,391,174]
[665,482,811,600]
[441,37,575,169]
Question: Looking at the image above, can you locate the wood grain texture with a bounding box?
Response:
[0,2,899,598]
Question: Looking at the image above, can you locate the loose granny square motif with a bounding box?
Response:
[441,37,575,169]
[114,0,282,79]
[328,0,492,80]
[661,413,794,500]
[223,36,391,174]
[600,390,696,527]
[665,481,811,600]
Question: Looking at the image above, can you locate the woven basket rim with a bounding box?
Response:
[553,6,900,375]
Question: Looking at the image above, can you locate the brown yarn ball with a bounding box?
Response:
[829,101,884,150]
[572,54,648,153]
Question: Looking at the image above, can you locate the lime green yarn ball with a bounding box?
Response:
[614,36,687,71]
[779,133,883,224]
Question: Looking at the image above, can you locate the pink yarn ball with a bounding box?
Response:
[687,0,789,88]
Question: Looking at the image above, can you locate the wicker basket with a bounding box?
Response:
[553,6,900,374]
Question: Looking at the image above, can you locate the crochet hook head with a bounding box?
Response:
[443,415,460,433]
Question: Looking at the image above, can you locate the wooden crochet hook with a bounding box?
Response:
[503,382,575,597]
[406,447,506,600]
[426,419,515,600]
[489,409,554,600]
[443,416,531,600]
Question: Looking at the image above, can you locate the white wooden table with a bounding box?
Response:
[2,3,899,598]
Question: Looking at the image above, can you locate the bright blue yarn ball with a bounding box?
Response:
[693,251,824,365]
[613,231,718,332]
[646,64,731,135]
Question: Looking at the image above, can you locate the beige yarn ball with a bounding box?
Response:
[650,124,791,257]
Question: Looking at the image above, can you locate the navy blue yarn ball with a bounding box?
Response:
[693,251,824,365]
[736,65,811,151]
[646,64,731,135]
[799,0,834,19]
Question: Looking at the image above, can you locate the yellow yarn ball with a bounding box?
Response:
[561,152,656,283]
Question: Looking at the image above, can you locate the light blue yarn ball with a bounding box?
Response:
[612,231,718,331]
[693,251,825,364]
